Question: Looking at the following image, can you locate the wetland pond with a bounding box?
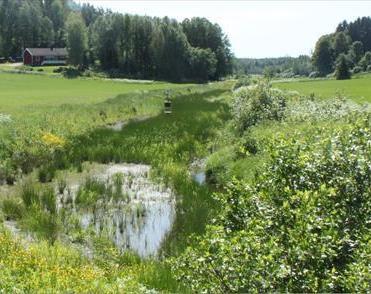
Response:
[58,163,176,258]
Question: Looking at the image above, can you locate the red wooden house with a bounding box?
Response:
[23,48,68,66]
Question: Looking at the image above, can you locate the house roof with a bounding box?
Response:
[25,48,68,57]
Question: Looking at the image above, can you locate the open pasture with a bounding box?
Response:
[0,72,188,113]
[276,73,371,103]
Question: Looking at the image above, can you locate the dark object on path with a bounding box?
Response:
[164,90,172,114]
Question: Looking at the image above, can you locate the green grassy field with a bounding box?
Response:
[275,74,371,103]
[0,72,189,113]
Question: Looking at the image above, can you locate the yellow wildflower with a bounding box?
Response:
[41,133,66,148]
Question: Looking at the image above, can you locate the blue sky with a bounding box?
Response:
[78,1,371,58]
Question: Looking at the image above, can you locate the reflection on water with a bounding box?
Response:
[190,158,207,185]
[60,164,176,258]
[193,171,206,185]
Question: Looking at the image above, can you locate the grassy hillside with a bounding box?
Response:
[275,74,371,103]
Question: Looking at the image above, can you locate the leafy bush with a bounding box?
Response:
[172,116,371,292]
[233,76,252,90]
[62,67,82,79]
[232,83,287,132]
[367,64,371,72]
[284,95,365,122]
[53,66,65,73]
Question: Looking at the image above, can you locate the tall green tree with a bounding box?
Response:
[349,41,364,64]
[0,0,20,56]
[335,53,351,80]
[40,16,55,47]
[66,13,87,66]
[182,17,233,79]
[333,32,349,57]
[187,47,217,82]
[50,0,65,46]
[17,1,43,49]
[91,14,119,69]
[312,35,334,76]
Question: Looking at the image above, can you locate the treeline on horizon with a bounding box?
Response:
[0,0,233,82]
[312,16,371,77]
[236,16,371,79]
[235,56,312,78]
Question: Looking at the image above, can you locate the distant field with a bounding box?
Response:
[276,74,371,103]
[0,72,189,113]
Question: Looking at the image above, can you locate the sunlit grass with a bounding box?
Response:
[275,73,371,103]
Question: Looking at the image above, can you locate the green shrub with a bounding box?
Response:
[172,116,371,292]
[233,76,252,90]
[232,83,287,132]
[62,67,82,79]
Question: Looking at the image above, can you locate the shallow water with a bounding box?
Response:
[190,158,207,185]
[60,163,176,257]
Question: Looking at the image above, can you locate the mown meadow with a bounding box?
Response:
[0,70,370,292]
[275,73,371,103]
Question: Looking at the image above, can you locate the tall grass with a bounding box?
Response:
[62,85,231,256]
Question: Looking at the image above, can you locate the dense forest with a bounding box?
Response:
[312,16,371,77]
[0,0,233,81]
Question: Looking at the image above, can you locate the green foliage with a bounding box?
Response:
[75,177,107,207]
[20,180,40,208]
[232,83,287,132]
[40,185,57,214]
[349,41,364,64]
[188,47,217,82]
[335,54,351,80]
[333,32,350,57]
[0,0,231,82]
[1,198,25,220]
[172,116,371,292]
[21,208,60,244]
[312,35,334,76]
[38,165,56,183]
[66,12,88,67]
[236,56,312,77]
[233,75,254,90]
[312,17,371,75]
[359,51,371,71]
